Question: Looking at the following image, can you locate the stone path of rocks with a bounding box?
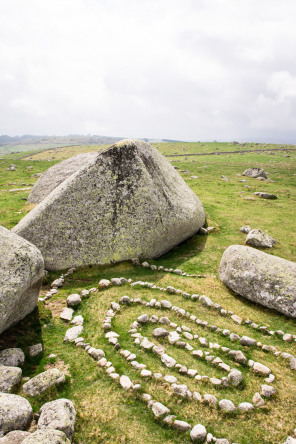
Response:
[58,265,296,444]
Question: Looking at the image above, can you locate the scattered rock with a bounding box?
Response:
[173,420,191,431]
[38,398,76,441]
[151,402,170,417]
[261,384,276,397]
[0,226,44,334]
[66,294,81,307]
[190,424,207,442]
[152,328,169,338]
[246,229,277,248]
[252,392,265,407]
[60,308,74,322]
[240,226,251,234]
[243,168,267,179]
[253,362,271,376]
[238,402,254,412]
[0,349,25,367]
[219,245,296,318]
[22,368,65,396]
[228,369,243,387]
[0,393,33,434]
[228,350,247,364]
[120,375,133,390]
[64,326,84,343]
[161,354,176,368]
[219,399,236,412]
[0,365,22,392]
[28,344,43,358]
[254,192,277,200]
[98,279,111,289]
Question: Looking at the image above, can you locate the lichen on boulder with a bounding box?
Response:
[13,139,205,270]
[219,245,296,318]
[0,226,44,334]
[28,152,98,204]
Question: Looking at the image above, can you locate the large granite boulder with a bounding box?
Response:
[28,152,98,204]
[0,226,44,334]
[219,245,296,318]
[0,393,33,434]
[13,140,205,270]
[38,398,76,441]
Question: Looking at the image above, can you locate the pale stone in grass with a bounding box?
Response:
[238,402,254,412]
[253,362,271,376]
[219,399,236,412]
[252,392,265,407]
[240,336,256,346]
[220,245,296,318]
[203,394,218,406]
[161,300,172,309]
[228,369,243,387]
[71,315,84,326]
[228,350,247,364]
[98,279,111,289]
[0,365,22,392]
[151,402,170,417]
[137,314,149,324]
[0,349,25,367]
[261,384,276,397]
[64,326,83,343]
[13,140,205,270]
[153,328,169,337]
[0,393,33,434]
[190,424,207,442]
[243,167,267,179]
[173,420,191,431]
[161,354,176,368]
[22,369,65,396]
[0,226,44,335]
[60,308,74,322]
[168,331,180,344]
[38,398,76,441]
[66,294,81,307]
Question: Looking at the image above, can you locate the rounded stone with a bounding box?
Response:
[219,399,236,412]
[190,424,207,442]
[0,349,25,368]
[0,393,33,434]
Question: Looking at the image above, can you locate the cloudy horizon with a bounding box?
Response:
[1,0,296,143]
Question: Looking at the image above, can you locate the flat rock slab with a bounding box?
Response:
[243,168,267,179]
[0,365,22,392]
[22,430,70,443]
[28,152,98,204]
[0,393,33,434]
[13,140,205,270]
[0,226,44,334]
[220,245,296,318]
[254,192,277,199]
[38,398,76,441]
[64,326,84,343]
[22,369,65,397]
[0,430,31,443]
[0,349,25,367]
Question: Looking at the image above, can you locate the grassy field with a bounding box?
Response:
[0,141,295,443]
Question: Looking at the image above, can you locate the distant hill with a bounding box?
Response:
[0,134,125,155]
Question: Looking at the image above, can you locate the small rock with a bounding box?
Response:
[190,424,207,442]
[219,399,236,412]
[120,375,133,390]
[253,362,271,376]
[152,328,169,338]
[151,402,170,417]
[252,392,265,407]
[0,365,22,392]
[161,354,176,368]
[64,326,84,342]
[22,369,65,396]
[238,402,254,412]
[66,294,81,307]
[71,315,84,326]
[0,349,25,367]
[137,314,149,324]
[60,308,74,322]
[98,279,111,289]
[111,278,122,286]
[246,229,277,248]
[228,369,243,387]
[240,225,251,234]
[240,336,256,346]
[173,420,191,431]
[261,384,276,397]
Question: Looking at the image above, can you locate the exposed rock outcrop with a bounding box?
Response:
[28,152,98,204]
[0,226,44,334]
[242,168,267,179]
[219,245,296,318]
[13,140,205,270]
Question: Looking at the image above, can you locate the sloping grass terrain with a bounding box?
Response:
[0,142,295,443]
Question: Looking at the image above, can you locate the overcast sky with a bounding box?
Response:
[1,0,296,142]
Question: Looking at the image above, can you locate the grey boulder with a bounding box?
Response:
[13,140,205,270]
[22,430,70,443]
[27,152,98,204]
[38,398,76,441]
[22,369,65,396]
[246,229,277,248]
[220,245,296,318]
[243,168,267,179]
[0,349,25,367]
[0,365,22,392]
[0,393,33,434]
[0,226,44,334]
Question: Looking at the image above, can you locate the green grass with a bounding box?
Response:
[0,142,295,443]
